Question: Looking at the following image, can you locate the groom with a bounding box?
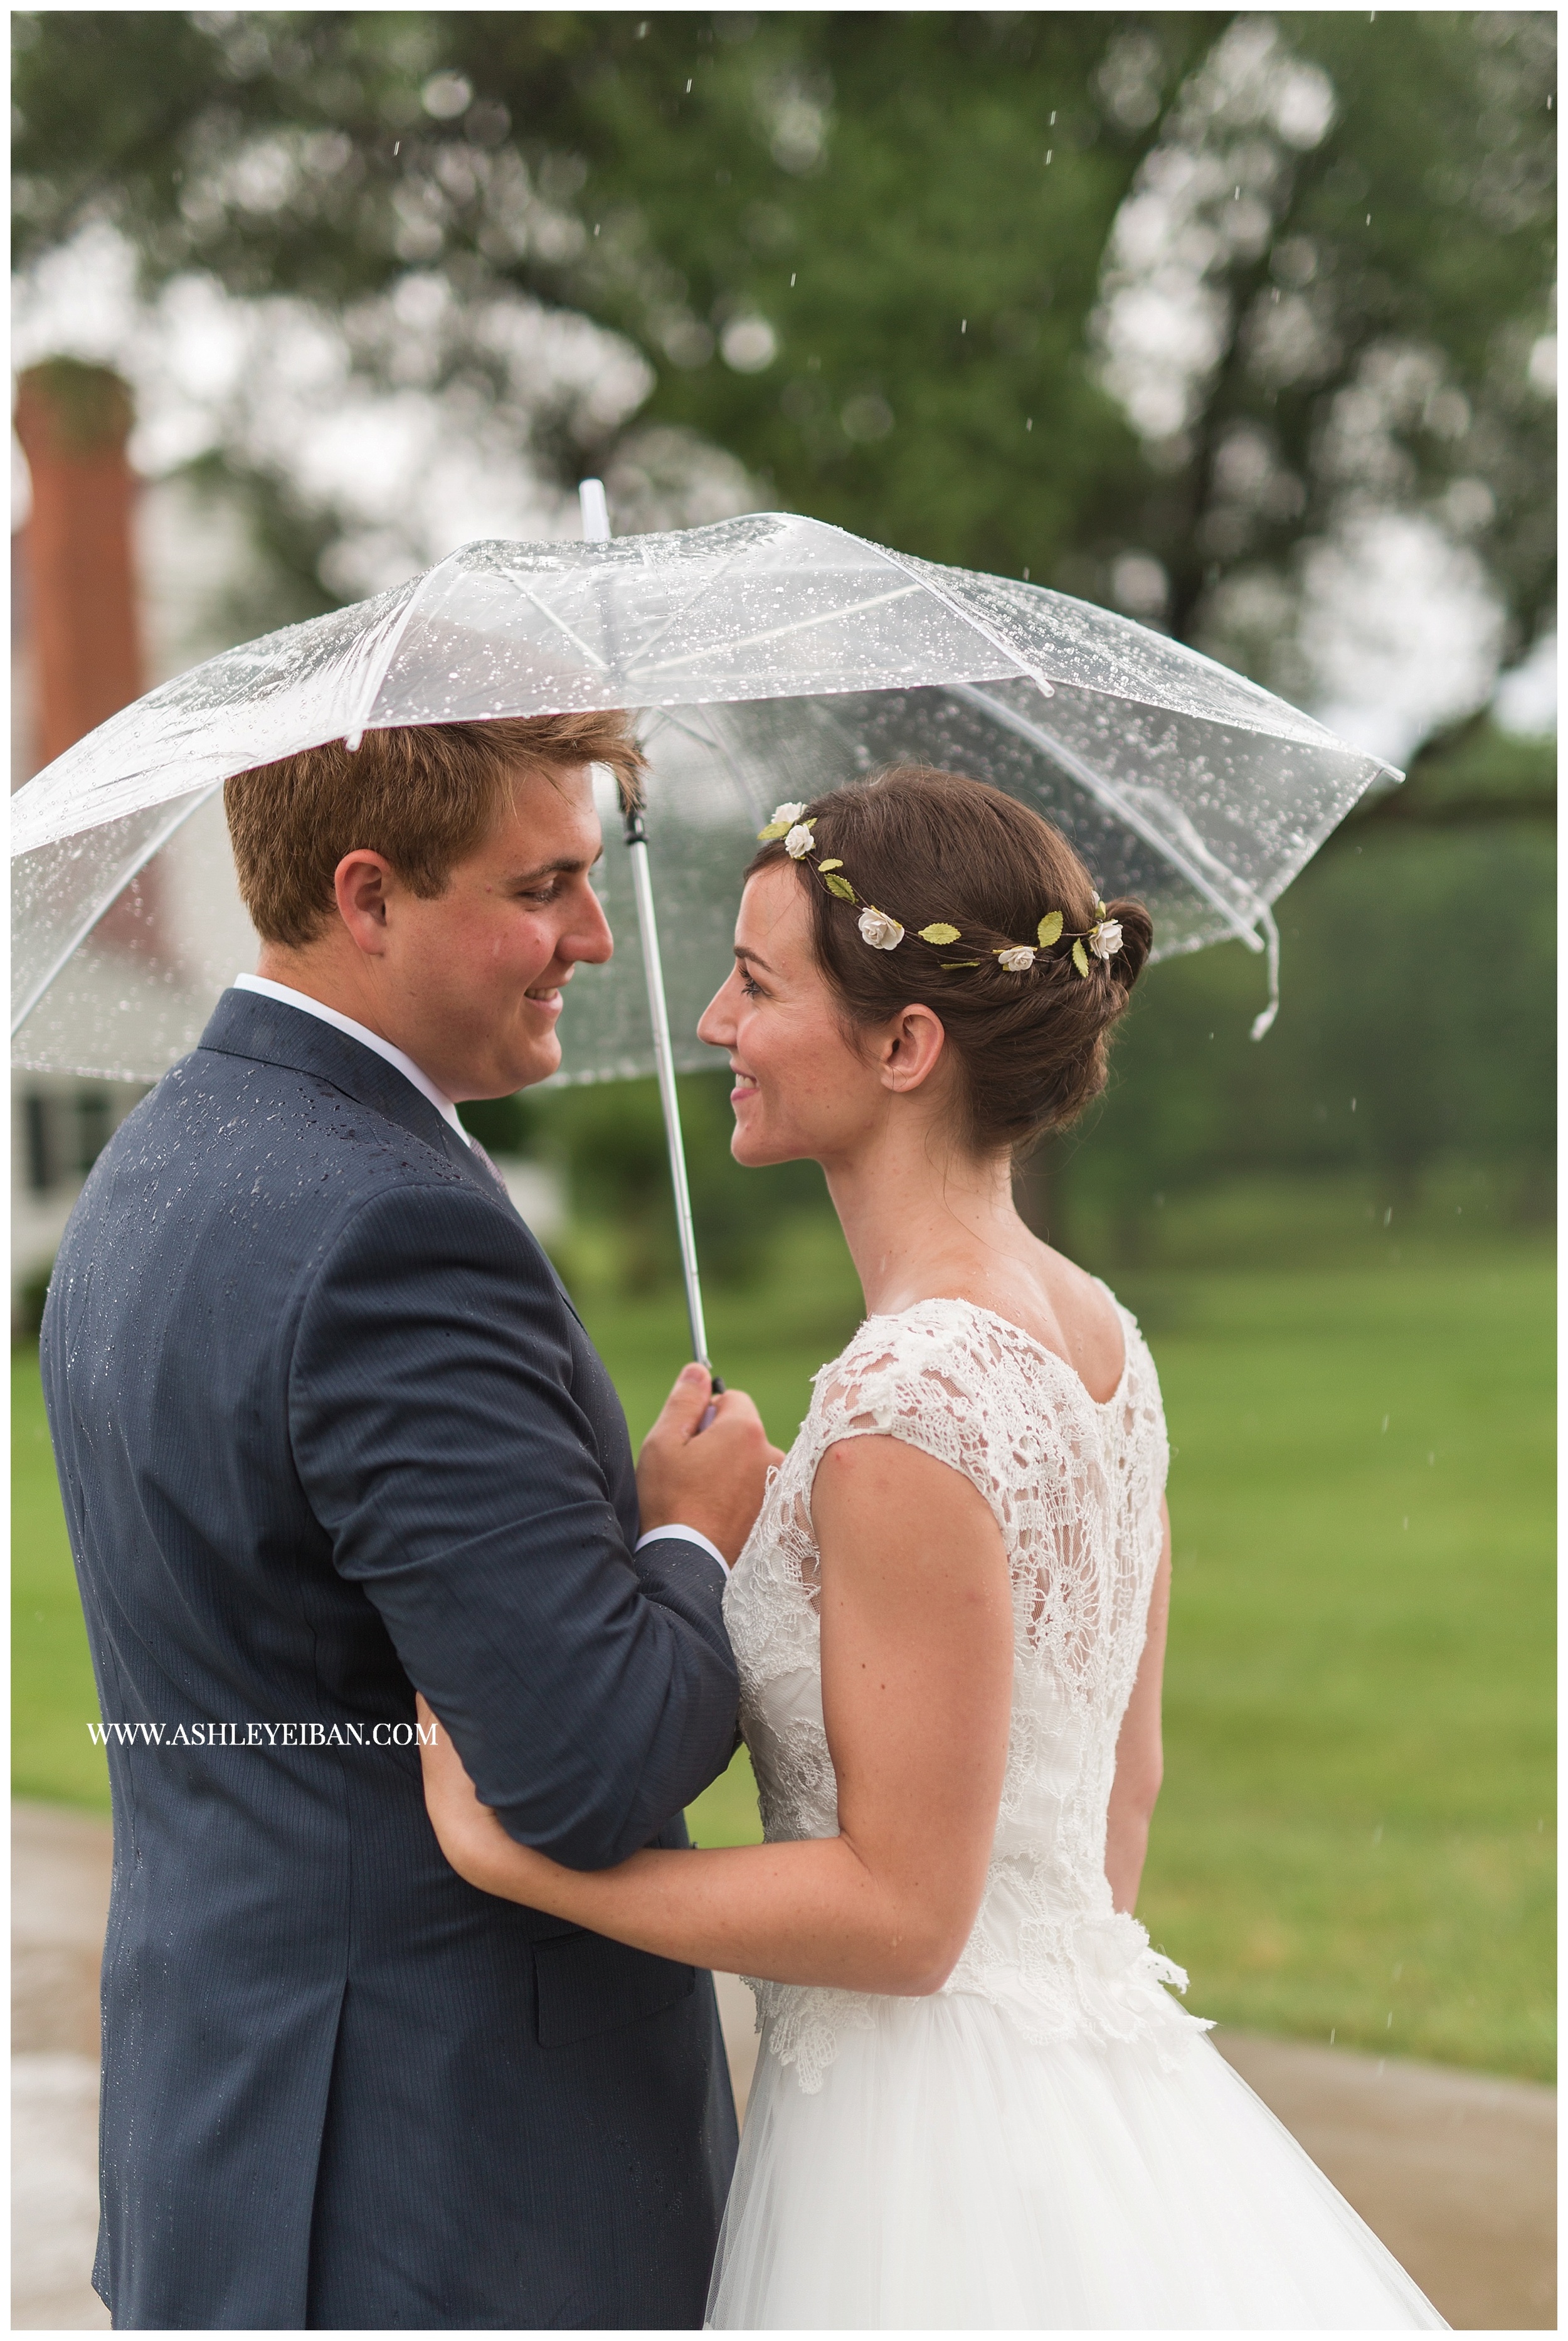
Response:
[41,711,776,2329]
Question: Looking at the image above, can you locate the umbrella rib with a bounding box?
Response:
[948,682,1266,953]
[346,553,462,744]
[629,584,924,678]
[497,575,612,672]
[10,784,221,1037]
[621,547,749,669]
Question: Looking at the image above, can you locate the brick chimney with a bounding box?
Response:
[14,359,144,767]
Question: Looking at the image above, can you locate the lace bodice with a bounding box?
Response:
[723,1290,1209,2091]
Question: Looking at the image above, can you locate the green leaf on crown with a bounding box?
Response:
[757,820,790,840]
[918,922,961,945]
[1071,938,1089,976]
[822,873,857,901]
[940,959,982,969]
[818,857,844,871]
[1037,911,1064,947]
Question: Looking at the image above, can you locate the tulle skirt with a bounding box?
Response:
[706,1991,1446,2329]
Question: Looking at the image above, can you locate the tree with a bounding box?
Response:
[12,12,1555,1277]
[15,11,1552,704]
[11,12,1199,592]
[1090,16,1554,639]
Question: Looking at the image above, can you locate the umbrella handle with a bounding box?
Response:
[698,1374,726,1433]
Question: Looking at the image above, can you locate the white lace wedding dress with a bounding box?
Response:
[707,1294,1445,2329]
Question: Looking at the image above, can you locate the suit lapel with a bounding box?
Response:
[199,989,587,1321]
[202,989,481,1181]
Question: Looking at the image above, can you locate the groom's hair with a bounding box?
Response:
[225,712,645,947]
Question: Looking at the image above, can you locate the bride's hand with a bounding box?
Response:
[416,1693,571,1909]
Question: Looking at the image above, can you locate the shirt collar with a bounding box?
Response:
[233,973,472,1147]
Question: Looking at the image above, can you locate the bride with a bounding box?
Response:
[418,764,1444,2329]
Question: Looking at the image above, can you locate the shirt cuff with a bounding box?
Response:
[634,1524,730,1581]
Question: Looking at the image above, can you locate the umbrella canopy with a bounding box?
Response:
[11,511,1396,1084]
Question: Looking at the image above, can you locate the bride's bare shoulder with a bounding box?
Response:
[1026,1245,1126,1400]
[941,1243,1125,1406]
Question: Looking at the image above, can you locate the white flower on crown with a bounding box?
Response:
[858,906,905,951]
[998,946,1036,972]
[1090,919,1123,961]
[771,802,808,827]
[784,824,816,859]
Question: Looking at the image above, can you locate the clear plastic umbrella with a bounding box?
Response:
[11,503,1396,1367]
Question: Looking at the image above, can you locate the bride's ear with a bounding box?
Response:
[877,1004,947,1095]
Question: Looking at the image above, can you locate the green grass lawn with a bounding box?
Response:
[13,1211,1554,2079]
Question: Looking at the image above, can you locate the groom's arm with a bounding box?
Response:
[288,1179,743,1870]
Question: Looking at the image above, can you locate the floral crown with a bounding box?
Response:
[758,804,1123,976]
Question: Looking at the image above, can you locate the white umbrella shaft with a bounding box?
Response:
[579,479,713,1373]
[627,815,711,1369]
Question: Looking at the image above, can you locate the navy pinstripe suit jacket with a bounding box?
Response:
[41,989,740,2329]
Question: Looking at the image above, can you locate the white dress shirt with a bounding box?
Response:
[233,972,727,1579]
[634,1525,729,1579]
[233,972,472,1144]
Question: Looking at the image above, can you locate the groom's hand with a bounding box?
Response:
[637,1364,783,1566]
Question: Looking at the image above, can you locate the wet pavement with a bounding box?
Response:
[13,1801,1555,2330]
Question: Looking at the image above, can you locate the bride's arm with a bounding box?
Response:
[418,1436,1014,1996]
[1104,1497,1171,1914]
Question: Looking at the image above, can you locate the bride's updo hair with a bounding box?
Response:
[746,763,1152,1158]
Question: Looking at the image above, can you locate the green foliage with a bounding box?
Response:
[1053,814,1555,1245]
[14,1258,53,1344]
[11,12,1554,660]
[1367,715,1558,829]
[536,1068,825,1294]
[457,1090,543,1155]
[13,1356,108,1807]
[1120,11,1557,654]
